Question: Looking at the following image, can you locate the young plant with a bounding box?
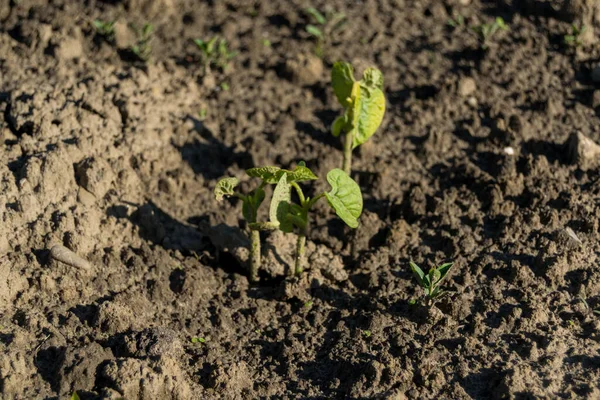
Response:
[409,261,454,306]
[193,37,236,73]
[131,23,154,62]
[305,7,346,57]
[261,164,363,275]
[330,62,386,175]
[471,17,508,49]
[93,19,115,42]
[447,14,465,29]
[564,24,586,47]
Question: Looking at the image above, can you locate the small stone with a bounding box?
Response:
[284,53,323,86]
[458,77,477,97]
[467,96,478,108]
[566,131,600,168]
[55,38,83,61]
[50,245,92,270]
[504,147,515,155]
[75,157,115,198]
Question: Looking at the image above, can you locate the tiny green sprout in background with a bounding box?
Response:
[193,37,236,74]
[220,82,230,91]
[191,337,206,344]
[255,328,262,334]
[362,330,372,338]
[409,261,454,307]
[130,23,154,62]
[305,6,346,57]
[471,17,508,49]
[262,38,271,47]
[215,162,363,281]
[198,108,207,120]
[93,19,115,42]
[564,24,586,47]
[304,300,313,308]
[71,392,81,400]
[447,14,465,28]
[330,62,386,175]
[578,290,600,316]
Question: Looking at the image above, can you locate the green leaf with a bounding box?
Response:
[332,115,346,137]
[429,268,441,285]
[191,337,206,343]
[71,392,81,400]
[437,262,454,283]
[306,7,326,25]
[246,166,282,183]
[306,25,323,38]
[270,174,293,232]
[409,261,425,287]
[324,169,362,228]
[362,67,384,90]
[351,84,386,149]
[214,177,239,201]
[287,165,318,182]
[242,188,265,222]
[331,61,355,107]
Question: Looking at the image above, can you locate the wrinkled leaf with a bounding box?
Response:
[214,177,239,201]
[409,261,426,288]
[270,174,293,232]
[331,61,355,107]
[246,166,282,184]
[362,67,384,90]
[352,84,386,149]
[287,165,318,182]
[324,169,362,228]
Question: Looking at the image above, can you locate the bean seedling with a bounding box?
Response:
[304,7,346,57]
[564,24,586,47]
[131,23,154,62]
[409,261,454,306]
[330,62,386,174]
[193,37,236,74]
[471,17,507,49]
[93,19,115,42]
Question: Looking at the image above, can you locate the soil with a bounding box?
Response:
[2,0,600,399]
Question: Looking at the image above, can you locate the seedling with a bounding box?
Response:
[191,337,206,344]
[564,24,586,47]
[93,19,115,42]
[305,7,346,57]
[193,37,236,74]
[330,62,386,174]
[578,291,600,316]
[216,163,363,280]
[447,14,465,28]
[361,330,372,338]
[409,261,454,306]
[71,392,80,400]
[131,23,154,62]
[471,17,508,49]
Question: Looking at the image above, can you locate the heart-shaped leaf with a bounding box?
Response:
[270,174,293,232]
[324,169,362,228]
[351,84,386,149]
[214,177,239,201]
[331,61,355,108]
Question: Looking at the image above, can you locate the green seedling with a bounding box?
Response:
[262,38,271,47]
[220,82,230,91]
[93,19,115,42]
[131,23,154,62]
[71,392,80,400]
[471,17,508,49]
[330,62,386,174]
[304,300,314,308]
[305,6,346,57]
[409,261,454,306]
[191,337,206,343]
[216,162,363,279]
[193,37,236,73]
[564,24,586,47]
[447,14,465,28]
[362,330,372,338]
[198,108,207,120]
[578,291,600,316]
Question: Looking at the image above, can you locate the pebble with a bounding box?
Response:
[458,77,477,97]
[566,131,600,168]
[504,147,515,155]
[50,245,92,270]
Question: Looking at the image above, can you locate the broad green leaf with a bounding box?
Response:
[324,169,362,228]
[305,7,326,25]
[306,25,323,38]
[351,85,386,149]
[409,261,425,287]
[332,115,346,137]
[287,165,318,182]
[214,177,239,201]
[270,174,293,232]
[246,166,282,184]
[436,262,454,284]
[362,67,384,90]
[331,61,355,107]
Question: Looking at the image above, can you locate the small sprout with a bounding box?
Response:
[304,6,346,57]
[564,24,586,47]
[578,290,600,316]
[409,261,454,307]
[408,299,417,306]
[193,37,236,74]
[255,329,262,334]
[198,108,207,121]
[331,62,386,174]
[130,23,154,62]
[304,300,313,308]
[191,337,206,344]
[262,38,271,47]
[71,392,81,400]
[471,17,508,49]
[448,14,465,28]
[362,330,372,338]
[220,82,230,91]
[93,19,115,42]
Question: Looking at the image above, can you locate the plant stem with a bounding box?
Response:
[294,226,307,276]
[343,130,353,175]
[250,229,260,282]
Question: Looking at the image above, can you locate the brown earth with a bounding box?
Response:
[1,0,600,398]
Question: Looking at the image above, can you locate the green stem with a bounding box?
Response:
[291,182,305,204]
[294,226,307,276]
[250,229,260,282]
[307,193,325,209]
[343,130,353,175]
